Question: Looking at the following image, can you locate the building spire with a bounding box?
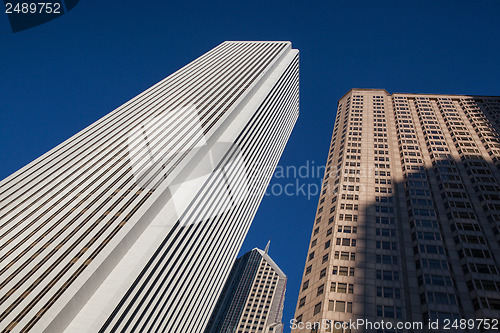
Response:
[264,239,271,254]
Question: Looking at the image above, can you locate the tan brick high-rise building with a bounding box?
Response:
[293,89,500,333]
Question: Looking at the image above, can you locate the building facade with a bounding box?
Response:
[0,41,299,332]
[205,243,287,333]
[293,89,500,332]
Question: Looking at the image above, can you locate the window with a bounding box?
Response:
[330,282,354,294]
[376,241,397,250]
[298,297,306,308]
[376,270,399,281]
[337,283,347,293]
[377,287,401,299]
[322,254,329,263]
[335,251,355,261]
[376,228,396,237]
[331,300,353,313]
[335,301,345,312]
[314,302,322,315]
[377,305,402,319]
[338,225,357,233]
[376,254,398,265]
[317,284,324,296]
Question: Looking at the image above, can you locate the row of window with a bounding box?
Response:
[371,103,401,300]
[467,279,500,292]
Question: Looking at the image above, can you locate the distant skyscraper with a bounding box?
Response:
[205,243,287,333]
[0,41,299,332]
[293,89,500,332]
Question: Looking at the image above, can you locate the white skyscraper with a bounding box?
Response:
[0,41,299,333]
[205,243,287,333]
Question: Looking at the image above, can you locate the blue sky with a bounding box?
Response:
[1,1,500,331]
